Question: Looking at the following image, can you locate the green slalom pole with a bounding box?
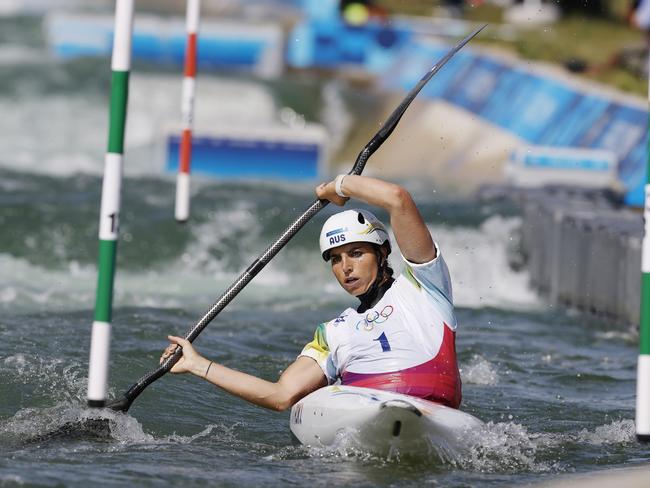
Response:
[87,0,134,408]
[636,55,650,441]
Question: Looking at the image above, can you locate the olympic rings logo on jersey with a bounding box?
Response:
[355,305,394,331]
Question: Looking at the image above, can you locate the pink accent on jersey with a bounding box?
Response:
[340,324,461,408]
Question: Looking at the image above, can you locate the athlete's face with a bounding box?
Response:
[329,242,378,296]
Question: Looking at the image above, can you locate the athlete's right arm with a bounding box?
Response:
[316,175,436,264]
[161,335,326,411]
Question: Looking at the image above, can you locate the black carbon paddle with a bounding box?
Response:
[25,25,485,445]
[106,24,487,414]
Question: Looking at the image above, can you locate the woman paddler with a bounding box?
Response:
[160,175,462,410]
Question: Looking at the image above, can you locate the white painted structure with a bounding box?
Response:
[506,145,619,189]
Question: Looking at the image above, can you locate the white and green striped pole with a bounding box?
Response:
[636,53,650,442]
[87,0,134,408]
[174,0,201,223]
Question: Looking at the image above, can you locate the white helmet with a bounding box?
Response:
[319,209,390,261]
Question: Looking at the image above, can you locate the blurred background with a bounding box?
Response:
[3,0,647,201]
[1,2,650,486]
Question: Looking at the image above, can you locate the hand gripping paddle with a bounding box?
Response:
[107,24,486,413]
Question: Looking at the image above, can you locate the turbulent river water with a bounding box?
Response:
[1,8,649,488]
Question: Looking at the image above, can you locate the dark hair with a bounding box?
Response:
[374,242,393,281]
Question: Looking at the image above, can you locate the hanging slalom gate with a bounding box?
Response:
[174,0,200,223]
[635,74,650,441]
[87,0,200,407]
[87,0,134,408]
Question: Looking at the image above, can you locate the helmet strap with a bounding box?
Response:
[356,246,394,313]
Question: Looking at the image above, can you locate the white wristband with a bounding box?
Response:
[335,174,348,198]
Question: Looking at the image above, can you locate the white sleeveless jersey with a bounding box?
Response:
[300,244,456,384]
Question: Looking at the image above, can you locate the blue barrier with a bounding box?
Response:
[379,39,648,207]
[286,19,412,71]
[166,134,323,181]
[289,12,648,201]
[46,13,283,77]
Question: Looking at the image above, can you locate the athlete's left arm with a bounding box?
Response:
[161,336,327,411]
[316,175,436,264]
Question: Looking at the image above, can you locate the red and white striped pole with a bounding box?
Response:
[175,0,201,223]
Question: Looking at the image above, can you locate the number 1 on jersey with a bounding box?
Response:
[374,332,391,352]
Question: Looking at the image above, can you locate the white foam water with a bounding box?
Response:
[461,355,500,386]
[389,215,540,311]
[0,0,101,16]
[0,94,106,176]
[436,216,540,310]
[2,354,87,404]
[128,74,278,174]
[575,420,636,446]
[461,419,637,472]
[0,211,537,315]
[0,403,153,446]
[461,421,552,472]
[294,420,549,473]
[0,74,278,178]
[595,328,639,345]
[285,416,639,474]
[0,45,48,65]
[0,253,96,313]
[321,80,352,156]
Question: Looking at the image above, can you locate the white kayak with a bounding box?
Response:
[290,385,483,458]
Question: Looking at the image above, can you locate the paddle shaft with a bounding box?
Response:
[108,24,486,412]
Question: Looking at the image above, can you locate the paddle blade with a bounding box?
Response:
[105,24,487,413]
[22,418,113,445]
[106,394,133,412]
[356,23,487,171]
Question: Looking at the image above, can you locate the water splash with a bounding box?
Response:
[0,403,249,451]
[461,355,500,385]
[321,80,352,155]
[0,74,277,178]
[575,420,635,446]
[0,212,537,315]
[2,353,87,404]
[460,421,554,473]
[433,216,540,310]
[386,215,539,311]
[269,421,544,471]
[595,328,639,345]
[272,418,639,474]
[179,200,263,276]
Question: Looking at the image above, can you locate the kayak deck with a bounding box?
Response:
[290,385,482,458]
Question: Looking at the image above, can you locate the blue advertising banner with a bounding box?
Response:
[538,95,611,147]
[379,38,647,206]
[447,57,504,114]
[286,19,411,70]
[288,19,648,206]
[166,136,322,181]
